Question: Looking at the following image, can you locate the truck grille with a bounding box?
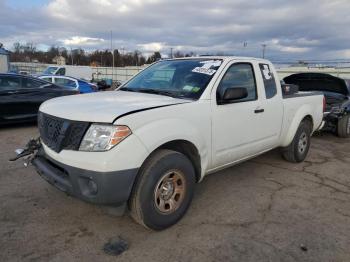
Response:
[38,112,90,153]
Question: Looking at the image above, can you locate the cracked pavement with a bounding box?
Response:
[1,124,349,262]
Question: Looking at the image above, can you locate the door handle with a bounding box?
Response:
[254,109,265,114]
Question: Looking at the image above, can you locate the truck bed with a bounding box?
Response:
[282,91,323,99]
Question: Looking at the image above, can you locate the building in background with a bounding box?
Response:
[0,47,10,73]
[52,55,66,65]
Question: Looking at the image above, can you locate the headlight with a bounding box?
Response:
[79,124,131,152]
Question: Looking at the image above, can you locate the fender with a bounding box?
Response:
[131,117,209,180]
[115,101,212,180]
[280,104,314,147]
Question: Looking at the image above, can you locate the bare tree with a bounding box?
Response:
[9,42,149,66]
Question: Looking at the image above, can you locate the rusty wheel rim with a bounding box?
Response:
[298,131,308,154]
[154,170,186,214]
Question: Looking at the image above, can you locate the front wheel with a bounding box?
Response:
[129,149,196,230]
[281,120,312,163]
[337,115,350,138]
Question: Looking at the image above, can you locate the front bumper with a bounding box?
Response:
[32,148,138,206]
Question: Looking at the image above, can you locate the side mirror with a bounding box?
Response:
[219,87,248,104]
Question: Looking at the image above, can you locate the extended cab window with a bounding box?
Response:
[259,64,277,99]
[217,63,257,103]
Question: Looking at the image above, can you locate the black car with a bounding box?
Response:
[284,73,350,138]
[0,73,78,124]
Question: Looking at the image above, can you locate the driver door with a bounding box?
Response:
[211,61,265,169]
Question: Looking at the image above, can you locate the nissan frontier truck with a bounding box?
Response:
[18,57,324,230]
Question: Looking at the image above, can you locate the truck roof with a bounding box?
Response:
[166,56,271,64]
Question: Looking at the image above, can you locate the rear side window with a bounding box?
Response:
[217,63,257,103]
[259,64,277,99]
[42,77,53,83]
[22,78,44,88]
[55,78,77,89]
[0,76,21,90]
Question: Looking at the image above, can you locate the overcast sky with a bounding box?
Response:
[1,0,350,60]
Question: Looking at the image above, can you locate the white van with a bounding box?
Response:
[43,65,93,81]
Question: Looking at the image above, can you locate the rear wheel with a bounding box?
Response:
[282,120,312,163]
[337,115,350,138]
[129,149,196,230]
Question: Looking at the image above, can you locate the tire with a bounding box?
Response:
[337,115,350,138]
[281,120,312,163]
[129,149,196,230]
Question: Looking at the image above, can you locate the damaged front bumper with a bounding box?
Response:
[11,139,138,206]
[33,147,138,206]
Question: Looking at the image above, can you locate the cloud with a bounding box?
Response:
[1,0,350,60]
[279,46,310,53]
[265,39,310,54]
[137,42,165,52]
[61,36,105,46]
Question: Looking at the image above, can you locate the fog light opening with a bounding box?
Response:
[87,179,98,195]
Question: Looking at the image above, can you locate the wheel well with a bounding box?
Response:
[157,140,201,182]
[302,115,314,130]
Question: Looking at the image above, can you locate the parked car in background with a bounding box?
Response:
[38,75,97,93]
[284,73,350,137]
[29,57,324,230]
[42,65,93,81]
[0,73,78,124]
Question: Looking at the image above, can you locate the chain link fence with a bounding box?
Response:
[10,62,350,82]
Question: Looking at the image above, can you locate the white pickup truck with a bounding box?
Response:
[29,57,324,230]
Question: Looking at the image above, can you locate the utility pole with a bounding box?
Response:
[121,46,125,67]
[243,41,248,56]
[170,47,173,59]
[111,30,114,81]
[70,47,73,65]
[262,44,267,59]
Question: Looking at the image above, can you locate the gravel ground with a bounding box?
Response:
[1,124,349,262]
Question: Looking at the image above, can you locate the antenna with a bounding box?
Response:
[111,30,114,81]
[262,44,267,59]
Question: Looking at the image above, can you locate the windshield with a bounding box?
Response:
[120,59,222,99]
[43,67,58,75]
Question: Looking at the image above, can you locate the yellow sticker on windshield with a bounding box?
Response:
[192,87,200,92]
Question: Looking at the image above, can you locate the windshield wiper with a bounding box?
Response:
[137,88,178,97]
[120,87,191,99]
[119,87,138,92]
[121,87,178,98]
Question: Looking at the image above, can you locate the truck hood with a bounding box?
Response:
[284,73,350,96]
[40,90,191,123]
